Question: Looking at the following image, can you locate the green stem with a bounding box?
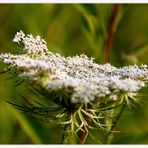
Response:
[60,113,70,144]
[60,124,70,144]
[106,103,126,144]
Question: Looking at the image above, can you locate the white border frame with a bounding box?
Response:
[0,0,148,3]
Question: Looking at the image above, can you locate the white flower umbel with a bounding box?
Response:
[0,31,148,105]
[0,31,148,142]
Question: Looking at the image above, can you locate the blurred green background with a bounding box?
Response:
[0,4,148,144]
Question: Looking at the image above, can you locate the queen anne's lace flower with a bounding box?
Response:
[0,31,148,140]
[0,31,148,105]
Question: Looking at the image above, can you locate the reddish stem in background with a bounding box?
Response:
[102,4,119,64]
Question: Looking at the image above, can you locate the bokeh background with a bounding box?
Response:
[0,4,148,144]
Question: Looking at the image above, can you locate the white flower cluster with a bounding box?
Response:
[0,31,148,104]
[13,30,48,55]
